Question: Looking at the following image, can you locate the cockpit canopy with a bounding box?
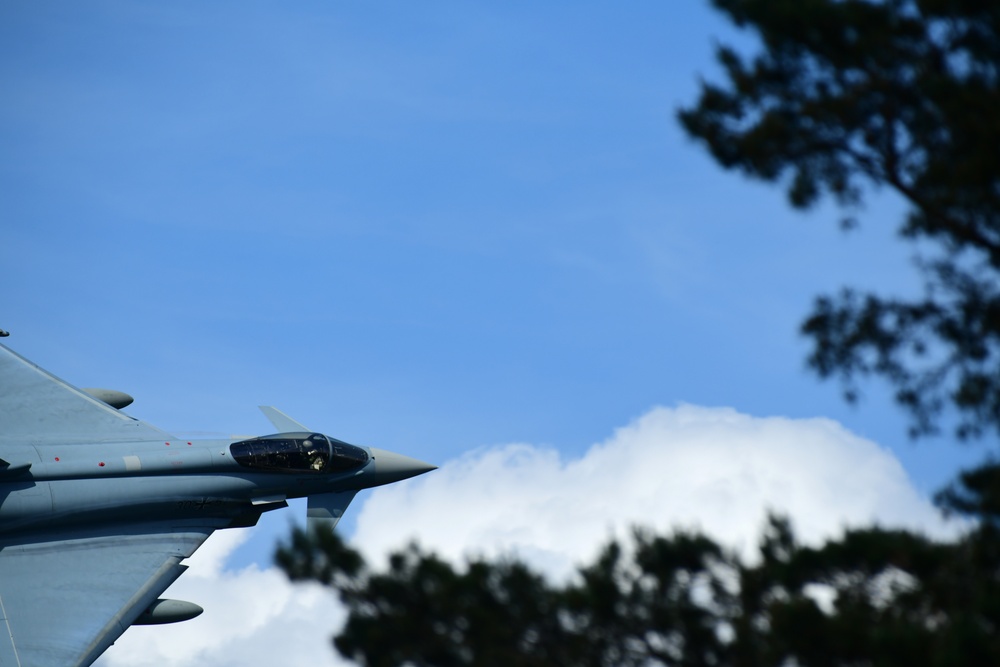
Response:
[230,432,370,474]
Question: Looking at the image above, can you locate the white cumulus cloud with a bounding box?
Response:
[98,405,955,666]
[352,405,954,578]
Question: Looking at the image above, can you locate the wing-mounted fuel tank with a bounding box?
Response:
[81,388,134,410]
[133,598,204,625]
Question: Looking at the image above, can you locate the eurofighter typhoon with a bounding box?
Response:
[0,341,435,666]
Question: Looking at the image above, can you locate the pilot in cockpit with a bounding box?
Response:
[304,436,326,471]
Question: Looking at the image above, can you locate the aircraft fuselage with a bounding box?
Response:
[0,436,428,537]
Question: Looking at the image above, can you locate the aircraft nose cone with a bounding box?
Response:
[368,447,437,487]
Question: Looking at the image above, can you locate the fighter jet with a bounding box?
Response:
[0,342,436,666]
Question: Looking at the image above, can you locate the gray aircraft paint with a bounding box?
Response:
[0,342,435,667]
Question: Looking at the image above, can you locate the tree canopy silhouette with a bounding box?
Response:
[278,494,1000,666]
[679,0,1000,439]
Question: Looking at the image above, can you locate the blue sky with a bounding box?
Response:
[1,3,985,664]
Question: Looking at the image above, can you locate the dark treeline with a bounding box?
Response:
[278,469,1000,667]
